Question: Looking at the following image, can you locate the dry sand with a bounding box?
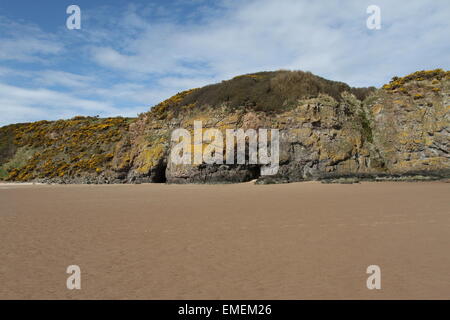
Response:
[0,181,449,299]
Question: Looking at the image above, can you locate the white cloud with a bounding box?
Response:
[0,38,62,62]
[82,82,175,105]
[0,16,63,63]
[0,0,449,126]
[0,83,118,126]
[88,0,450,87]
[33,71,96,88]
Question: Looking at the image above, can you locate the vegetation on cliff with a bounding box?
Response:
[382,69,450,91]
[148,70,375,119]
[0,69,448,184]
[0,116,133,182]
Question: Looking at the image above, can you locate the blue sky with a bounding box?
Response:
[0,0,449,126]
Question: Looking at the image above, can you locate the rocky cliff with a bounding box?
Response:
[0,69,449,184]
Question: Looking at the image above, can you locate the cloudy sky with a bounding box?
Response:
[0,0,449,126]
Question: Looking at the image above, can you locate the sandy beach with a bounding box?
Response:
[0,181,449,299]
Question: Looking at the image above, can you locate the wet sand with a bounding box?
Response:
[0,181,449,299]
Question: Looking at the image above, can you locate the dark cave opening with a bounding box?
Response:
[152,161,167,183]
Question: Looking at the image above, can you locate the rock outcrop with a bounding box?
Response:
[366,70,449,176]
[0,69,449,184]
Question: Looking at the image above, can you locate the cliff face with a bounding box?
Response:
[0,117,133,183]
[366,70,450,176]
[0,69,449,184]
[162,93,380,183]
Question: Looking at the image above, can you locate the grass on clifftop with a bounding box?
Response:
[382,69,450,91]
[149,70,376,118]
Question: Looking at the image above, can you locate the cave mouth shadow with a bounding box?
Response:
[248,165,261,181]
[152,161,167,183]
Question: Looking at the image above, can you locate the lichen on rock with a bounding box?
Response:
[0,70,448,184]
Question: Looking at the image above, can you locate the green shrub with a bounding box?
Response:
[148,70,375,116]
